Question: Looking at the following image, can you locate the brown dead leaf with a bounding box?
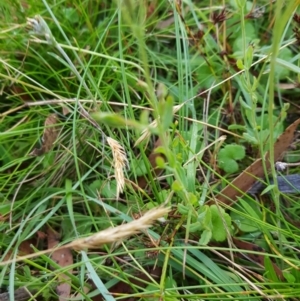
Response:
[3,238,36,261]
[30,114,60,156]
[36,230,47,240]
[135,138,165,190]
[62,106,71,116]
[0,287,36,301]
[10,85,33,102]
[232,238,284,280]
[18,239,35,256]
[47,227,73,301]
[0,213,8,222]
[146,2,156,19]
[71,286,90,300]
[213,118,300,206]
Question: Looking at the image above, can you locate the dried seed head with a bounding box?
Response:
[246,6,265,19]
[293,27,300,45]
[107,137,128,199]
[211,8,227,25]
[293,13,300,24]
[26,15,54,44]
[134,104,182,147]
[69,206,170,250]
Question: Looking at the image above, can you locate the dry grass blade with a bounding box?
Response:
[107,137,128,198]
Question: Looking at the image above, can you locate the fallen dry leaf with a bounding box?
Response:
[18,239,35,256]
[71,285,90,300]
[62,106,71,116]
[0,287,36,301]
[213,118,300,206]
[47,227,73,301]
[3,238,36,261]
[232,238,284,280]
[30,114,60,156]
[10,85,33,102]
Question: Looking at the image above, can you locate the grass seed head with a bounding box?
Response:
[107,137,128,199]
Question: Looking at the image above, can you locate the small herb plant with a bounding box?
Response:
[217,144,246,174]
[178,204,232,245]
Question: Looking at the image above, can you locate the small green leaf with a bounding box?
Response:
[251,76,259,92]
[0,201,11,216]
[236,59,244,70]
[219,144,246,161]
[188,192,198,205]
[264,256,279,282]
[244,45,254,69]
[145,202,158,211]
[172,180,183,192]
[231,212,259,233]
[88,180,101,196]
[282,102,290,112]
[155,155,165,168]
[62,7,80,24]
[232,217,258,233]
[199,229,212,245]
[243,132,258,144]
[178,203,189,215]
[92,112,140,128]
[197,205,211,228]
[159,96,174,131]
[228,124,247,131]
[283,272,296,284]
[165,276,177,289]
[261,184,276,195]
[102,181,117,198]
[231,198,261,232]
[235,0,247,9]
[140,110,149,125]
[239,97,252,109]
[210,205,231,242]
[156,82,168,101]
[189,222,202,233]
[219,159,239,174]
[92,112,127,127]
[131,159,148,176]
[218,144,245,174]
[23,266,32,280]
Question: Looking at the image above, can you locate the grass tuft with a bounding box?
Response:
[1,1,300,300]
